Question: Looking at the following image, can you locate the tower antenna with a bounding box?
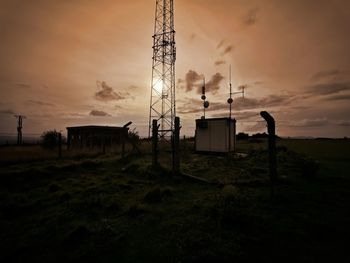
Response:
[228,65,233,119]
[148,0,176,140]
[14,114,26,145]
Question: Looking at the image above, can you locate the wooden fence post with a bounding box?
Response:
[260,111,277,198]
[152,119,159,167]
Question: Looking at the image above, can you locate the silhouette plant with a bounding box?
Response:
[40,130,64,149]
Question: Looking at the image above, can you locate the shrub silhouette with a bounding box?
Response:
[40,130,64,149]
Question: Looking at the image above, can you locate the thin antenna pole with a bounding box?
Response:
[203,77,206,119]
[229,65,232,119]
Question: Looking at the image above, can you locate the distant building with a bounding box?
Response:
[66,125,128,150]
[195,118,236,153]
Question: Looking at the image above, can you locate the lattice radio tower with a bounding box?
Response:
[148,0,176,139]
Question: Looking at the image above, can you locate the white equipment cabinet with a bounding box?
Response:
[195,118,236,153]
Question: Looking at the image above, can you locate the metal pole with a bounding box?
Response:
[260,111,277,198]
[173,117,180,173]
[152,119,159,167]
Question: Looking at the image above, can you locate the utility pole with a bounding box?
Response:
[148,0,176,141]
[14,115,26,145]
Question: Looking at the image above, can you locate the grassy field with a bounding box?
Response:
[0,139,349,262]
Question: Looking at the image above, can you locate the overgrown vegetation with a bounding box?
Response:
[40,130,63,149]
[0,139,349,262]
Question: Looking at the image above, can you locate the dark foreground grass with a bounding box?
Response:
[0,139,349,262]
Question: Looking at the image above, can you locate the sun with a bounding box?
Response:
[153,79,163,93]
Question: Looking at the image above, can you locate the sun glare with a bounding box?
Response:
[153,79,163,93]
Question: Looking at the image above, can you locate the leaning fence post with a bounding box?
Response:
[152,119,159,167]
[173,117,180,174]
[122,121,132,158]
[260,111,277,198]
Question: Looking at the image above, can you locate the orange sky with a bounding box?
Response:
[0,0,350,138]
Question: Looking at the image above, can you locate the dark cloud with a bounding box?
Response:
[245,122,266,132]
[232,94,294,110]
[184,70,204,92]
[311,69,348,81]
[215,60,226,66]
[287,118,329,127]
[180,70,224,94]
[26,100,55,107]
[68,113,85,117]
[95,81,129,102]
[211,110,260,120]
[338,121,350,126]
[16,83,31,89]
[128,85,139,90]
[205,73,224,94]
[177,94,293,114]
[177,98,223,114]
[89,110,111,117]
[217,40,225,49]
[0,109,15,115]
[325,94,350,101]
[306,82,350,95]
[221,45,234,55]
[243,8,259,26]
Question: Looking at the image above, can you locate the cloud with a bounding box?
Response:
[89,110,111,117]
[95,81,129,102]
[215,60,226,66]
[0,109,15,115]
[338,121,350,126]
[311,69,347,81]
[287,118,329,127]
[205,73,224,94]
[67,113,86,117]
[128,85,139,90]
[245,122,267,132]
[325,94,350,101]
[16,83,31,89]
[221,45,234,55]
[190,33,196,41]
[217,40,225,49]
[211,110,260,120]
[183,70,204,92]
[243,8,259,26]
[306,82,350,95]
[177,94,293,114]
[26,100,56,107]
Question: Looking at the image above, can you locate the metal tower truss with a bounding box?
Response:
[149,0,176,140]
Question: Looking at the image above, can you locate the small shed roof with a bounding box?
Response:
[66,125,125,130]
[195,117,236,122]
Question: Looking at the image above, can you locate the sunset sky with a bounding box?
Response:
[0,0,349,138]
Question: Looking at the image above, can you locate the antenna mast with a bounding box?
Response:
[148,0,176,140]
[228,65,233,119]
[14,114,26,145]
[227,65,245,118]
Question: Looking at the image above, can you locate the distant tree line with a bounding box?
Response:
[237,132,280,140]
